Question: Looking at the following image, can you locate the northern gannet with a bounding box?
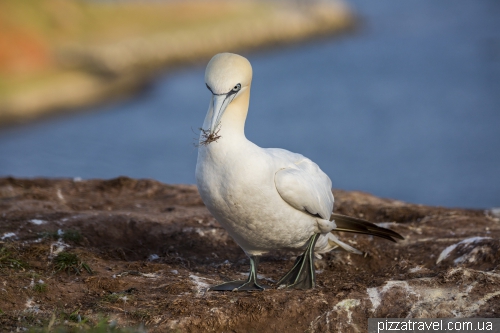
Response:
[196,53,403,291]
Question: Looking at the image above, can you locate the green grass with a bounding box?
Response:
[39,229,83,244]
[53,252,92,275]
[39,231,59,240]
[33,282,48,293]
[60,310,85,324]
[1,0,271,44]
[27,316,147,333]
[0,0,272,91]
[100,292,133,305]
[0,246,28,270]
[63,230,83,243]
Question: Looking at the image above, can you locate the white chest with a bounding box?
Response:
[196,141,274,219]
[195,140,316,254]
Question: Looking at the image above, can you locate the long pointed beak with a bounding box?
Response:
[209,94,232,133]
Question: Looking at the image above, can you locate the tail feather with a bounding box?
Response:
[326,233,363,255]
[330,213,404,243]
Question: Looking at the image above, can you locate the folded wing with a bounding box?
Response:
[275,157,334,220]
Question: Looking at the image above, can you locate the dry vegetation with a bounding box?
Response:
[198,127,222,146]
[0,0,354,125]
[0,177,499,332]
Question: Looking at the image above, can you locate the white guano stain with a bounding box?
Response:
[189,274,211,293]
[308,298,361,333]
[409,266,424,273]
[367,280,417,312]
[1,232,16,240]
[436,236,491,264]
[30,219,46,225]
[366,287,382,311]
[57,188,65,201]
[333,298,360,324]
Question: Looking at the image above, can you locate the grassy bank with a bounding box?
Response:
[0,0,355,126]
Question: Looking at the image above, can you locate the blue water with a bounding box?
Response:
[1,0,499,208]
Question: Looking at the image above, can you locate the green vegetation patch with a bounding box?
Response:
[33,281,48,293]
[53,251,93,275]
[0,245,29,270]
[39,229,83,243]
[28,315,147,333]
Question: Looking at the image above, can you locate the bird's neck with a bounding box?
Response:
[215,90,250,141]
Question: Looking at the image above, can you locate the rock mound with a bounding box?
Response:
[0,177,498,332]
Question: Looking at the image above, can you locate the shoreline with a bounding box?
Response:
[0,1,355,127]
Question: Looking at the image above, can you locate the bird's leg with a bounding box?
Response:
[209,255,269,291]
[277,233,320,289]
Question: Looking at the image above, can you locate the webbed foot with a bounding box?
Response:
[209,255,268,292]
[209,279,268,291]
[277,233,320,289]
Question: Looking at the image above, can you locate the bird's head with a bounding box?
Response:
[203,53,253,139]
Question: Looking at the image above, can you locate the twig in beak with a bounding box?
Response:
[199,127,221,146]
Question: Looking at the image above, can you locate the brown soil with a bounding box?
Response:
[0,177,499,332]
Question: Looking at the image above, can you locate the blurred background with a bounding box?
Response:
[0,0,498,209]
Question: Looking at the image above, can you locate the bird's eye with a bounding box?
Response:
[232,83,241,92]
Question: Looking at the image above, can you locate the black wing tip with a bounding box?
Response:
[334,229,402,242]
[392,233,405,241]
[373,225,405,241]
[331,213,405,242]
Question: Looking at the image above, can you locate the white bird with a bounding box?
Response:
[196,53,403,291]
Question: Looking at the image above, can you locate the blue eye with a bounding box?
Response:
[232,84,241,92]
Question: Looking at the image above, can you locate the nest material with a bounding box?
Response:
[199,127,221,146]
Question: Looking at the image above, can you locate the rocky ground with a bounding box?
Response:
[0,177,499,332]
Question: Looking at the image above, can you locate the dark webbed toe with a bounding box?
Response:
[209,255,268,292]
[209,280,268,291]
[277,233,320,289]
